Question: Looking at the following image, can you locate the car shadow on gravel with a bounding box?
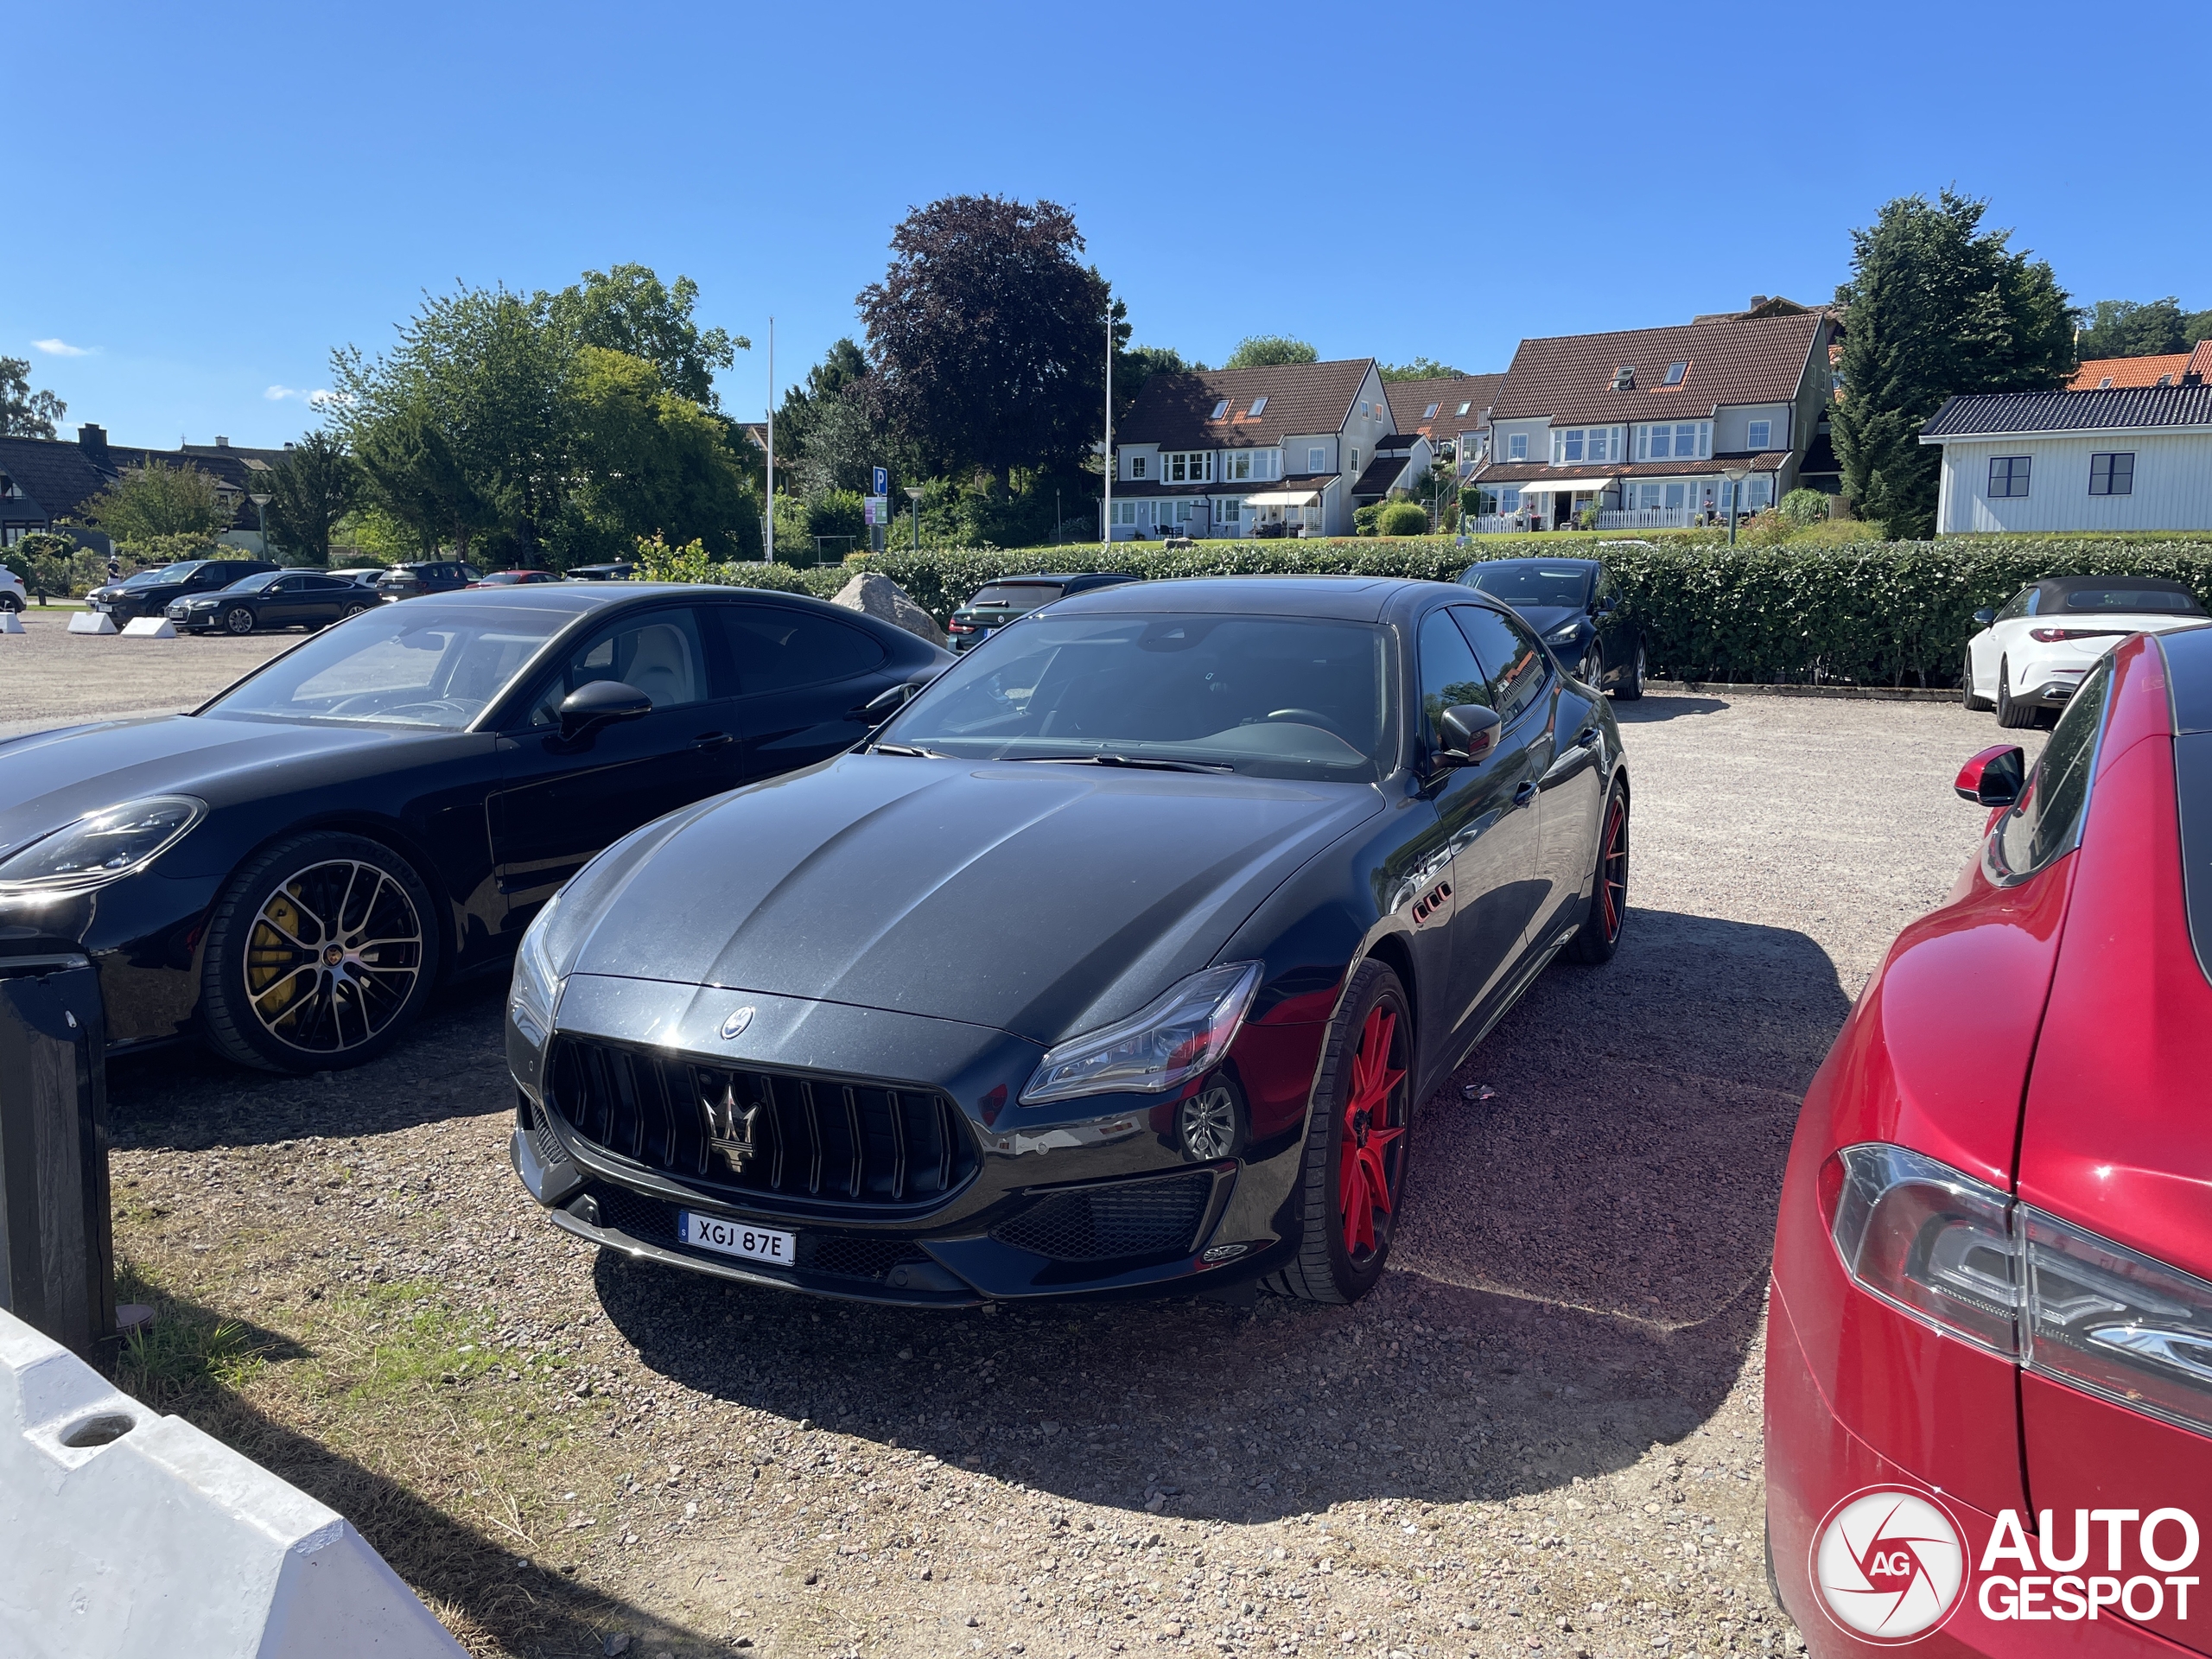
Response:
[587,908,1839,1529]
[1611,694,1729,722]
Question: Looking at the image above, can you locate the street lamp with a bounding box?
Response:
[249,491,273,560]
[1720,463,1749,547]
[906,486,924,552]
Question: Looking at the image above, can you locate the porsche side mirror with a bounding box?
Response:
[1972,607,1996,628]
[853,666,949,724]
[1435,704,1501,767]
[1955,744,2026,807]
[558,680,653,743]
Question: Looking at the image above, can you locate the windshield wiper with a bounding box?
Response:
[869,742,950,759]
[998,752,1236,774]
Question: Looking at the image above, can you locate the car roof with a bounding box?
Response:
[2036,575,2202,601]
[976,572,1141,588]
[1044,575,1458,624]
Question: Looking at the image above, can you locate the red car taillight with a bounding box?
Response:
[1824,1144,2212,1436]
[2028,627,2124,643]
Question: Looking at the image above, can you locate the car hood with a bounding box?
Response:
[563,753,1383,1044]
[0,714,469,862]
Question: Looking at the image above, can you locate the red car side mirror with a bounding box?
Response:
[1955,745,2026,807]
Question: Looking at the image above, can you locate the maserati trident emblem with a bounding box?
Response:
[702,1079,762,1173]
[719,1005,756,1040]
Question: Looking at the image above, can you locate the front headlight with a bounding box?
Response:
[0,796,206,893]
[510,894,566,1049]
[187,598,219,611]
[1020,962,1262,1106]
[1545,622,1581,645]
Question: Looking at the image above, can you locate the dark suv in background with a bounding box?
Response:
[945,572,1141,651]
[376,560,486,601]
[86,557,279,625]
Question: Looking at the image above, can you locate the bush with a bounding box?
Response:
[1376,502,1430,537]
[1778,488,1830,527]
[1351,503,1383,537]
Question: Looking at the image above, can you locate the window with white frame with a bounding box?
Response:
[1987,456,2031,499]
[1550,426,1621,464]
[1111,501,1140,524]
[1164,452,1214,483]
[1217,496,1243,524]
[1633,422,1713,461]
[1745,419,1771,449]
[1129,455,1147,479]
[1499,487,1522,512]
[2089,452,2134,496]
[1306,446,1326,472]
[1508,434,1528,461]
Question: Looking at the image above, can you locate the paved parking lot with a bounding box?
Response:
[0,607,294,738]
[58,639,2037,1659]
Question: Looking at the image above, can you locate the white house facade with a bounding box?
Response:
[1921,385,2212,534]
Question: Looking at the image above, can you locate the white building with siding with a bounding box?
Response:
[1920,385,2212,534]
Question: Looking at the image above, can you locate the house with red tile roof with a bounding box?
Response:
[2069,340,2212,391]
[1469,307,1840,531]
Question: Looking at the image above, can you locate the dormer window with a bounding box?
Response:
[1249,395,1267,416]
[1611,365,1635,391]
[1422,403,1440,419]
[2098,376,2114,389]
[1210,399,1230,420]
[1664,362,1688,386]
[1130,456,1147,479]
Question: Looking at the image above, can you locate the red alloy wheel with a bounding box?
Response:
[1596,794,1627,942]
[1338,1005,1407,1257]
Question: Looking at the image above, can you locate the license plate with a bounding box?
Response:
[677,1211,794,1268]
[92,601,110,613]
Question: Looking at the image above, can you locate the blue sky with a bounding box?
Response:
[8,0,2206,450]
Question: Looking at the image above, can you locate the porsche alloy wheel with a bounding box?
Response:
[200,831,437,1072]
[1564,782,1630,964]
[1267,958,1413,1304]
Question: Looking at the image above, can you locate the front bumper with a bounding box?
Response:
[506,974,1324,1306]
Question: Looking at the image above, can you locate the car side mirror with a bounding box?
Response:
[1972,607,1996,628]
[1434,704,1502,768]
[557,680,653,744]
[1955,744,2026,808]
[1596,594,1615,615]
[854,665,949,724]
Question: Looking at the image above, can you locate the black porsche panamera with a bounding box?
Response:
[0,585,948,1071]
[509,576,1630,1307]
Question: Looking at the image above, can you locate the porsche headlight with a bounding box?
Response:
[1020,962,1262,1106]
[0,796,206,893]
[509,893,566,1049]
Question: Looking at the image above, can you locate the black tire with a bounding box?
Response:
[1996,657,2037,728]
[199,830,439,1073]
[1961,648,1992,712]
[342,602,370,620]
[1577,644,1605,690]
[1612,640,1645,702]
[1563,781,1629,965]
[0,592,21,613]
[1262,958,1414,1305]
[222,605,256,635]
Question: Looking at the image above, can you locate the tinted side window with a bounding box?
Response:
[1992,656,2112,881]
[1453,605,1550,727]
[719,606,886,694]
[1418,608,1491,754]
[526,607,709,725]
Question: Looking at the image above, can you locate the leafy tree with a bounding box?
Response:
[2190,310,2212,348]
[1112,339,1192,423]
[1224,335,1318,370]
[353,404,502,556]
[0,357,67,439]
[543,264,746,408]
[1830,191,2075,540]
[567,346,760,562]
[3,530,79,603]
[262,431,361,566]
[860,195,1112,493]
[2075,298,2188,359]
[774,337,872,467]
[83,461,231,541]
[1379,356,1459,382]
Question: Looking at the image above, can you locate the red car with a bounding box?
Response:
[1767,624,2212,1654]
[467,569,563,588]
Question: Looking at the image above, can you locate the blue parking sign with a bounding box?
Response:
[873,466,889,496]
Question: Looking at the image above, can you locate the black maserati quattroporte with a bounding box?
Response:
[0,586,947,1071]
[509,576,1631,1306]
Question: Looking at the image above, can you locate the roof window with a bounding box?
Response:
[1611,365,1635,390]
[1457,402,1471,416]
[2098,377,2114,389]
[2156,374,2173,387]
[1210,399,1230,420]
[1664,362,1688,386]
[1423,403,1440,419]
[1248,395,1268,416]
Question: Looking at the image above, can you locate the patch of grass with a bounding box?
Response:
[111,1257,290,1411]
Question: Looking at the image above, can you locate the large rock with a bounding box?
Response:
[830,572,947,649]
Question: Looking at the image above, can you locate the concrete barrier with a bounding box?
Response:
[118,617,177,639]
[64,613,116,636]
[0,1308,466,1658]
[0,612,22,635]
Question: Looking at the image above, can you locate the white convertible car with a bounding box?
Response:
[1963,575,2208,727]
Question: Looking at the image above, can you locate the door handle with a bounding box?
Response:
[692,731,734,749]
[1513,779,1537,805]
[1573,725,1601,747]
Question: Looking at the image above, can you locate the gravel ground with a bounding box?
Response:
[0,606,295,737]
[93,687,2044,1659]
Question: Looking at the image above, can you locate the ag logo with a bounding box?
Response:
[719,1005,755,1041]
[1812,1487,1968,1643]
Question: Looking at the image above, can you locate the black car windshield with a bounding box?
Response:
[965,583,1061,613]
[201,604,573,729]
[223,570,286,594]
[126,562,201,586]
[1463,564,1592,607]
[881,614,1395,782]
[2062,586,2206,614]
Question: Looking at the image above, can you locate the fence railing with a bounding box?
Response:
[1596,508,1700,530]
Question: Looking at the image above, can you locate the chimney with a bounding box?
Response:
[214,435,229,448]
[77,423,110,467]
[1749,295,1770,311]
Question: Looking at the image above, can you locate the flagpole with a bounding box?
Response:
[764,316,775,564]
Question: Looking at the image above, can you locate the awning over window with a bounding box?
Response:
[1516,476,1618,493]
[1242,489,1323,506]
